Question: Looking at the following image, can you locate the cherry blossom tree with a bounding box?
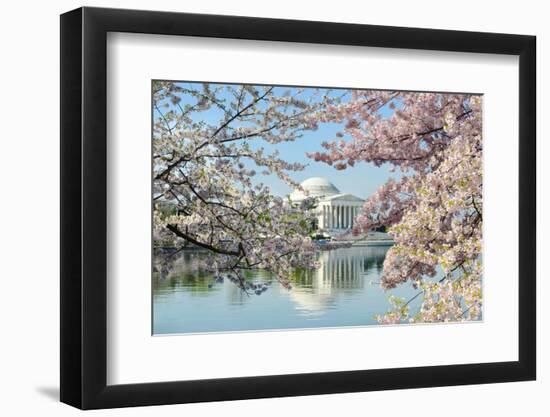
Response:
[309,91,483,323]
[153,81,337,291]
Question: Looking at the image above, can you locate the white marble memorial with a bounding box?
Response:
[289,177,365,232]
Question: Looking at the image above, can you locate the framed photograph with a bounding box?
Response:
[60,6,536,409]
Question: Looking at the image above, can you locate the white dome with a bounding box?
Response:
[290,177,340,201]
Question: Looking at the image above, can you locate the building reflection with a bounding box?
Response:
[285,245,389,312]
[154,245,390,311]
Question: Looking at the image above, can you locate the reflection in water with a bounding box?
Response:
[285,247,386,313]
[153,245,419,334]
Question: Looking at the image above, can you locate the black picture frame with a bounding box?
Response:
[60,6,536,410]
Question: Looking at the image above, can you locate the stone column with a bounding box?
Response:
[343,205,346,228]
[344,206,347,228]
[344,205,349,229]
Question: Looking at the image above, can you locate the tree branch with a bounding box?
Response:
[166,224,240,257]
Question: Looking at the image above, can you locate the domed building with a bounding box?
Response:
[290,177,365,232]
[289,177,340,201]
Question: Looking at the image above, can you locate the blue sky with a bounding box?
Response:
[155,82,401,199]
[246,120,398,198]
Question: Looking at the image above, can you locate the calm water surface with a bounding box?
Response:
[153,245,436,334]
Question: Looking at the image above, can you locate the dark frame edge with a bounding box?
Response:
[518,34,536,380]
[60,6,537,410]
[60,7,83,409]
[87,361,533,410]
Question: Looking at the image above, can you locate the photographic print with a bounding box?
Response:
[152,81,483,335]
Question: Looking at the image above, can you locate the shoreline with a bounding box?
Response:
[154,239,394,252]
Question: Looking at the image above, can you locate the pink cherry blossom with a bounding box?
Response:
[310,91,483,323]
[153,82,338,290]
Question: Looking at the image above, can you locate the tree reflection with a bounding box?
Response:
[153,245,391,310]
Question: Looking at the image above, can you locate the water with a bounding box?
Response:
[153,245,426,335]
